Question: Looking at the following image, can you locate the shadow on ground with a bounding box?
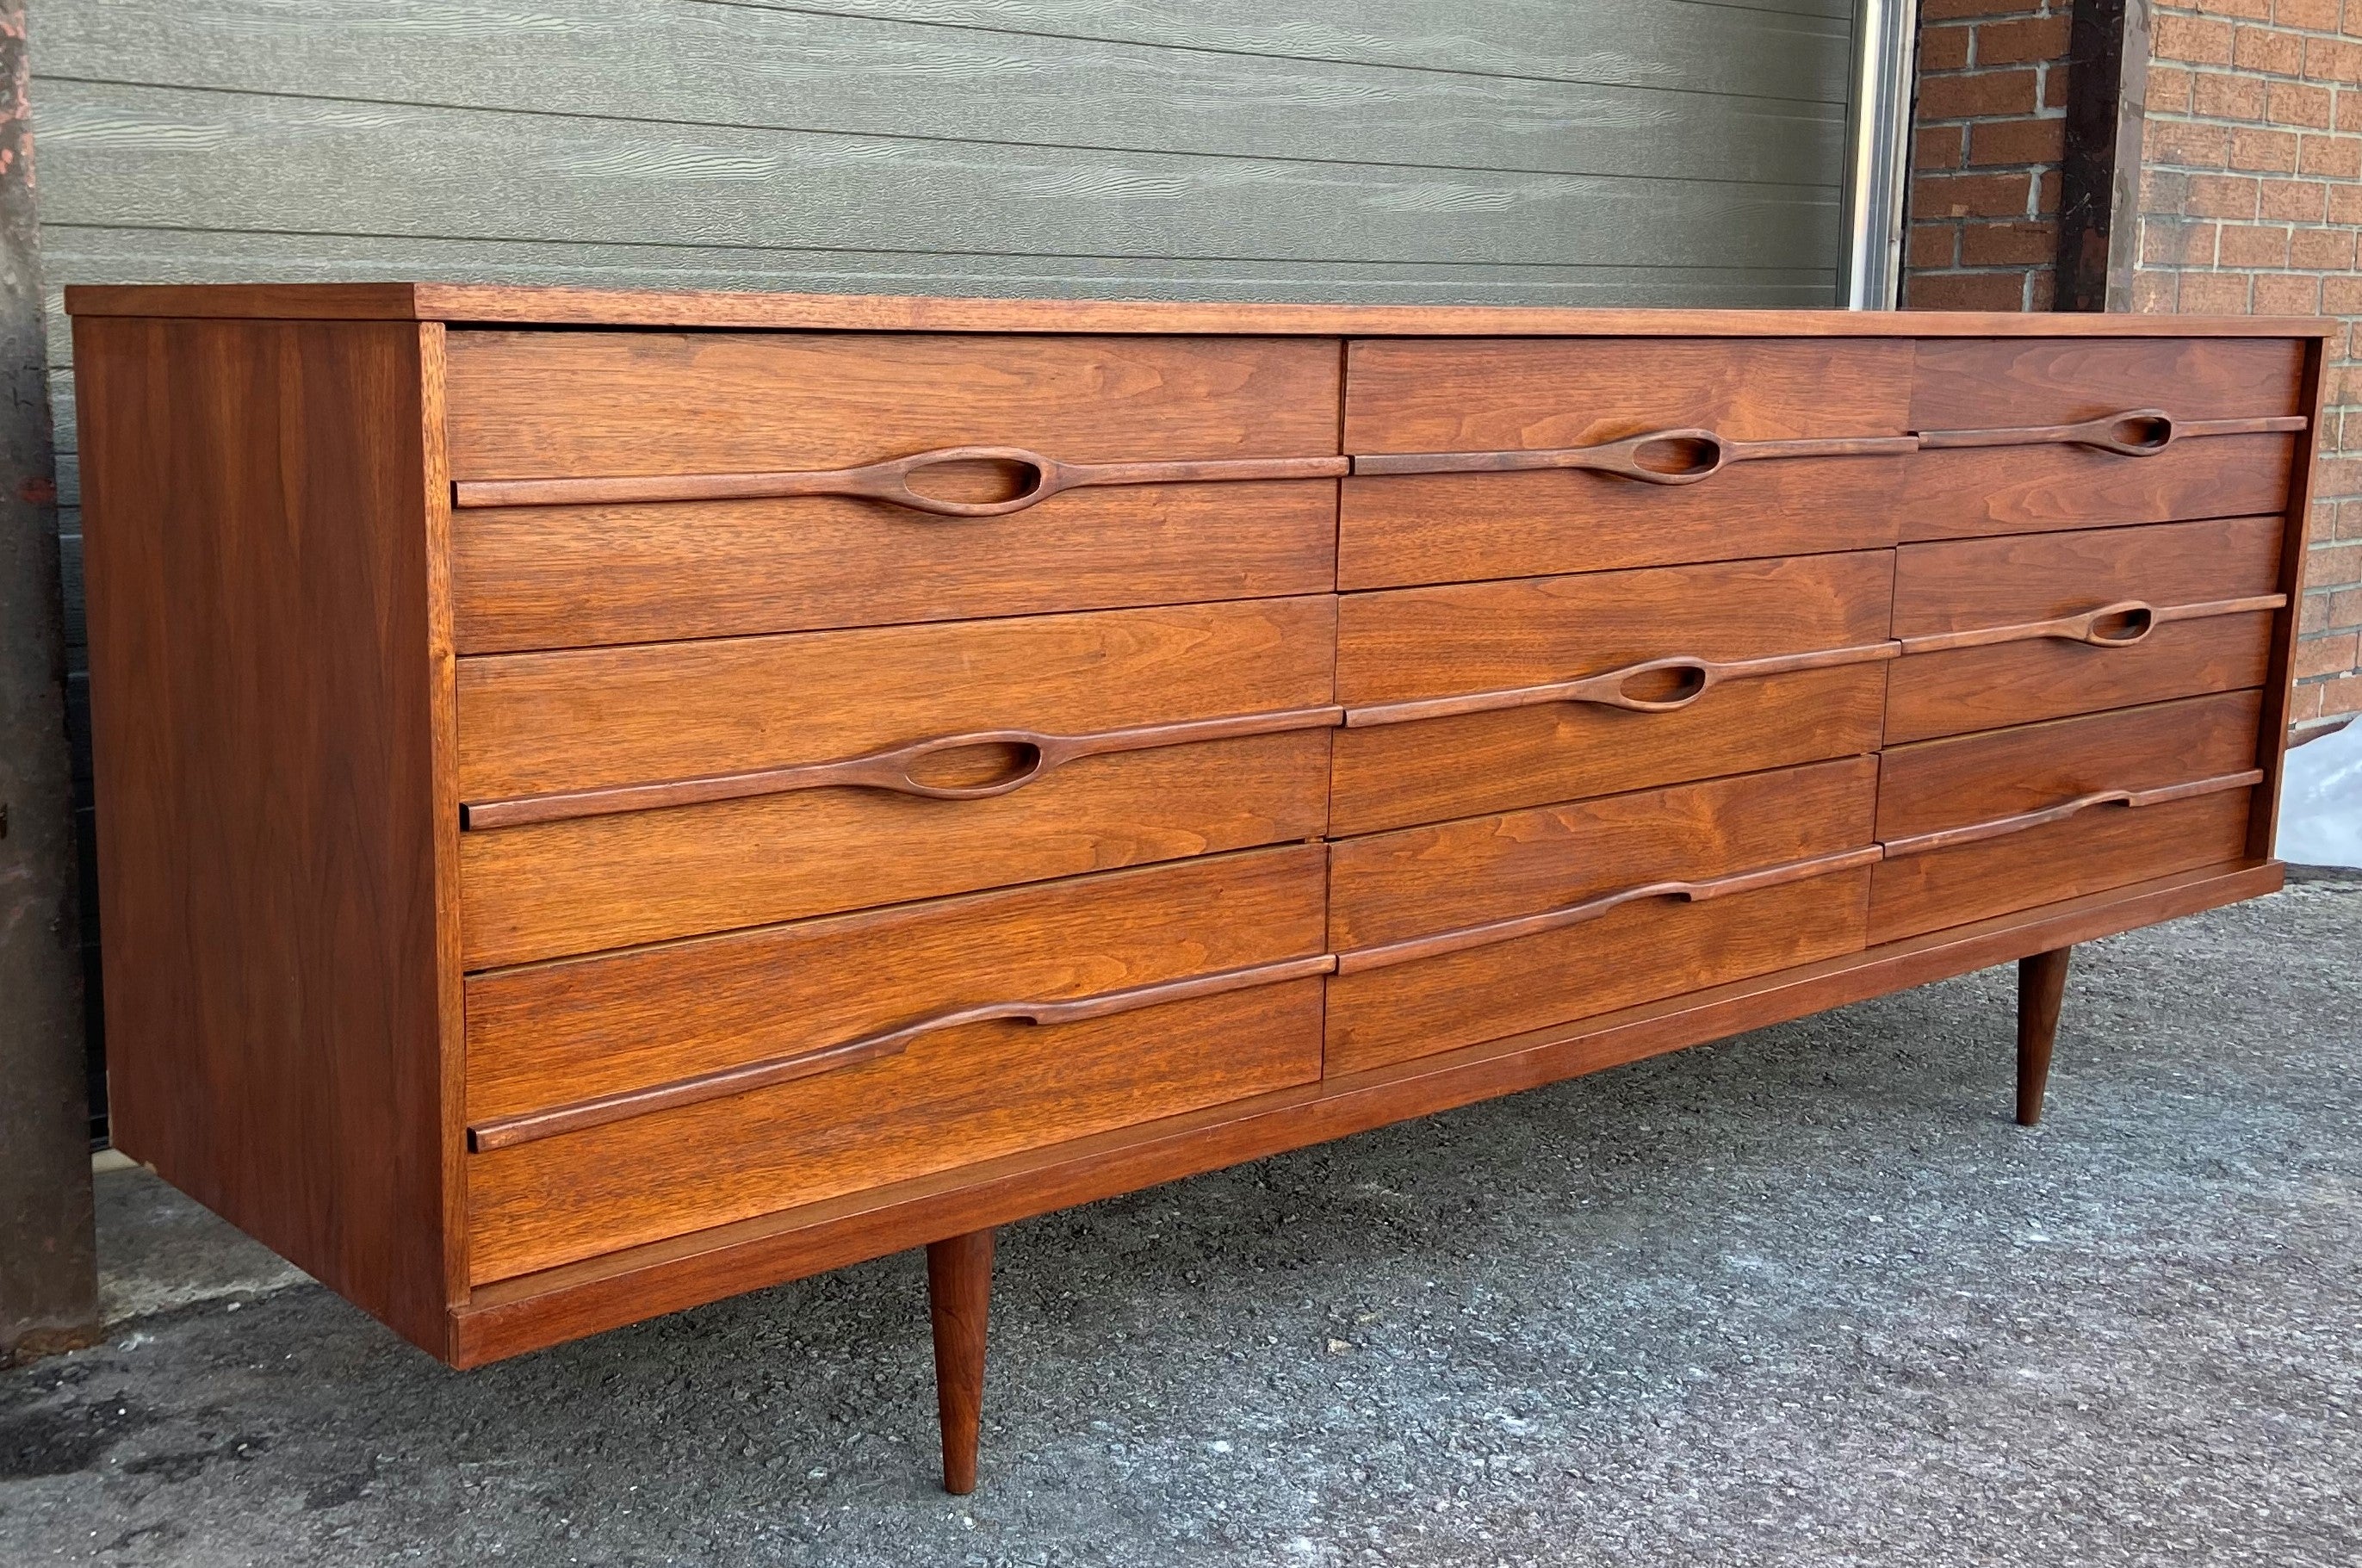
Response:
[3,883,2356,1567]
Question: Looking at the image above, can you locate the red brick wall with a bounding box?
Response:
[2137,1,2362,728]
[1906,1,2074,309]
[1906,0,2362,728]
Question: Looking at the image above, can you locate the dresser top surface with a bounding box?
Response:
[61,282,2337,338]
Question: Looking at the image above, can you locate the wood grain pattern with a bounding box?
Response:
[449,860,2283,1364]
[474,953,1339,1151]
[2016,948,2071,1127]
[2247,335,2328,860]
[1869,792,2252,945]
[1900,319,2304,544]
[459,730,1331,968]
[444,331,1342,480]
[73,315,455,1354]
[928,1229,994,1497]
[1328,874,1871,1075]
[1887,517,2282,742]
[1330,757,1879,949]
[1339,338,1910,586]
[1330,553,1893,833]
[1344,338,1912,449]
[66,285,2332,338]
[456,598,1336,802]
[1324,759,1876,1071]
[465,845,1328,1126]
[58,287,2321,1397]
[1869,697,2262,942]
[455,449,1348,515]
[1876,691,2267,843]
[418,320,471,1311]
[1331,667,1890,836]
[452,481,1338,653]
[1906,338,2307,428]
[1898,434,2296,541]
[467,977,1326,1282]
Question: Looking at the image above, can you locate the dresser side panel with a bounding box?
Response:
[76,315,456,1357]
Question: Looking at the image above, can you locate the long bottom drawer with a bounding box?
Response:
[467,847,1327,1283]
[1869,691,2262,943]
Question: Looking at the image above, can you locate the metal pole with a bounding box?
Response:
[0,0,97,1366]
[1842,0,1924,309]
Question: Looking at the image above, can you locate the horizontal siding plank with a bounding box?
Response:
[30,85,1839,270]
[701,0,1857,96]
[30,0,1846,184]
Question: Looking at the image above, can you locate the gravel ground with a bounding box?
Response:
[2,880,2356,1567]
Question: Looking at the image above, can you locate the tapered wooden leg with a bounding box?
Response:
[926,1228,994,1495]
[2017,945,2072,1126]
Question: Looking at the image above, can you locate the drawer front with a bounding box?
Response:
[458,728,1330,968]
[456,597,1336,809]
[1886,516,2282,744]
[446,330,1344,480]
[1325,758,1878,1075]
[1869,693,2264,943]
[1338,338,1913,588]
[1331,553,1894,834]
[465,844,1326,1145]
[451,481,1338,654]
[468,859,1323,1284]
[1900,338,2305,541]
[445,330,1342,650]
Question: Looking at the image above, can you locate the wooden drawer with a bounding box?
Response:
[459,724,1329,967]
[1330,553,1894,834]
[455,599,1336,967]
[1886,516,2283,745]
[444,331,1342,651]
[1324,759,1879,1075]
[467,846,1328,1282]
[456,597,1336,813]
[1900,338,2306,540]
[1337,338,1913,588]
[1870,692,2264,944]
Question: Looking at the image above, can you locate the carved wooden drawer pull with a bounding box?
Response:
[1878,770,2264,860]
[1351,428,1918,484]
[1896,593,2286,657]
[453,445,1350,516]
[1913,408,2307,456]
[1334,846,1886,975]
[462,705,1345,829]
[1343,641,1899,728]
[465,954,1339,1151]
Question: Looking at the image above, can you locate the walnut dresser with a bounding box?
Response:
[70,285,2325,1493]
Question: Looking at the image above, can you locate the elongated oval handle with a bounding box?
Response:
[1350,430,1916,481]
[2077,600,2156,647]
[852,730,1054,798]
[1894,593,2285,658]
[1609,657,1714,710]
[461,705,1347,829]
[1911,406,2314,456]
[1341,641,1900,730]
[853,446,1069,518]
[453,448,1348,511]
[1596,429,1733,485]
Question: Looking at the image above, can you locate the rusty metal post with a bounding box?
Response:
[0,0,97,1365]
